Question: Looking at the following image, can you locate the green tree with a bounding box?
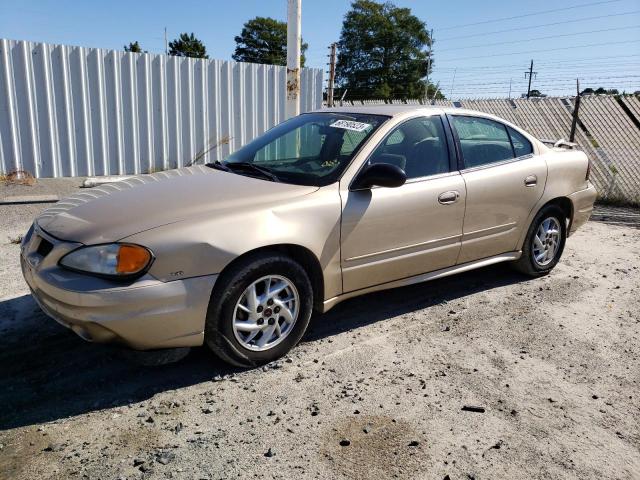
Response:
[595,87,619,95]
[232,17,307,67]
[528,89,545,98]
[335,0,431,100]
[124,41,144,53]
[169,33,208,59]
[581,87,619,96]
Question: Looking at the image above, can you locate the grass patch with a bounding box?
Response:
[2,170,37,186]
[8,235,24,245]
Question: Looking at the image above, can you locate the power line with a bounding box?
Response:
[441,74,640,84]
[441,75,640,88]
[438,40,640,62]
[449,75,640,84]
[439,76,640,87]
[443,81,640,93]
[345,62,640,79]
[437,26,639,52]
[340,78,640,92]
[436,10,640,41]
[436,0,622,30]
[454,81,640,90]
[434,66,640,81]
[434,54,640,71]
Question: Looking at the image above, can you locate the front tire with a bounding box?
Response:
[204,253,313,367]
[512,204,567,277]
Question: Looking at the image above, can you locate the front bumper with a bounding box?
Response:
[568,183,597,235]
[20,224,217,350]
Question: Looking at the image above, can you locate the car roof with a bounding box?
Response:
[312,104,481,117]
[311,104,547,152]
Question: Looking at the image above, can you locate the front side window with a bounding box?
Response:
[368,116,450,179]
[451,116,515,168]
[222,113,388,186]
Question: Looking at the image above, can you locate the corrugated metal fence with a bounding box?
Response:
[0,39,323,178]
[342,96,640,204]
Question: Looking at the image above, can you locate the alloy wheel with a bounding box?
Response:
[232,275,300,351]
[532,217,561,267]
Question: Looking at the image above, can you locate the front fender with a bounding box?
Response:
[122,184,344,300]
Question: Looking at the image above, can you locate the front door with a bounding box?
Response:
[340,115,466,293]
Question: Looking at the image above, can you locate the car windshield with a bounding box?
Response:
[219,112,389,186]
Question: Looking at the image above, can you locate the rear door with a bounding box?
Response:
[448,115,547,263]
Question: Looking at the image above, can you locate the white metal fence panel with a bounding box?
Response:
[0,39,323,178]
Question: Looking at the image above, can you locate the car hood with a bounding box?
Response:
[36,166,318,244]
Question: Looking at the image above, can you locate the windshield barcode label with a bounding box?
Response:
[329,120,371,132]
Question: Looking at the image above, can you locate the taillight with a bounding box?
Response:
[585,159,591,181]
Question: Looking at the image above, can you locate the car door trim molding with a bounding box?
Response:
[404,170,460,185]
[324,251,522,312]
[462,222,517,241]
[343,233,462,263]
[358,170,462,190]
[459,154,536,174]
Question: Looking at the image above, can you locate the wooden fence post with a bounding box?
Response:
[570,79,581,142]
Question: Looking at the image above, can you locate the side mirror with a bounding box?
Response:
[351,163,407,190]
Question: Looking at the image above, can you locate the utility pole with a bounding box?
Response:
[339,88,348,106]
[525,59,537,99]
[508,78,512,99]
[432,82,441,104]
[449,68,456,99]
[164,27,168,55]
[286,0,301,119]
[425,29,433,100]
[327,43,337,107]
[570,78,581,142]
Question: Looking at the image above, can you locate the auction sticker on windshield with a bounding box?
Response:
[329,120,371,132]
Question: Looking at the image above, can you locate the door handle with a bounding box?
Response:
[524,175,537,187]
[438,191,460,205]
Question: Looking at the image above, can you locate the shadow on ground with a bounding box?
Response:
[0,263,527,430]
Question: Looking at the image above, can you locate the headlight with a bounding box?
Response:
[59,243,153,279]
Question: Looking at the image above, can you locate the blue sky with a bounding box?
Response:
[1,0,639,98]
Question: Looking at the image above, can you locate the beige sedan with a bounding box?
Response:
[21,106,596,366]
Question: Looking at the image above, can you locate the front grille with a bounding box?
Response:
[36,237,54,257]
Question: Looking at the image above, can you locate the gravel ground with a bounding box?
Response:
[0,180,639,480]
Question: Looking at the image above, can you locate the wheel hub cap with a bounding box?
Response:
[232,275,299,352]
[532,217,561,267]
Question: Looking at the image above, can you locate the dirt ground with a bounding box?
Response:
[0,181,639,480]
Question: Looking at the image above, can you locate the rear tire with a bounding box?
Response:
[512,204,566,277]
[204,252,313,368]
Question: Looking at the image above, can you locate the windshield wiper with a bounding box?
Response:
[205,160,231,172]
[224,162,280,182]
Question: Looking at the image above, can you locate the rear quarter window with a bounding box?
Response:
[507,126,533,157]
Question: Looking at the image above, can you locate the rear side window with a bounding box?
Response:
[507,126,533,157]
[451,116,514,168]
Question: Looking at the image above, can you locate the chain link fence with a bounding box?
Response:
[339,96,640,205]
